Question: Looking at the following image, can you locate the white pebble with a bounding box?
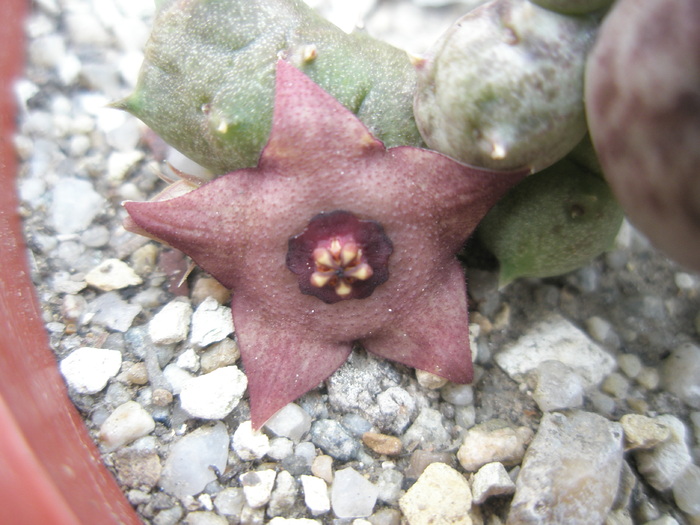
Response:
[214,487,245,516]
[190,296,234,347]
[617,353,643,379]
[179,366,248,420]
[184,511,227,525]
[331,468,378,519]
[264,403,313,442]
[176,348,200,373]
[99,401,155,452]
[470,462,516,505]
[232,421,270,461]
[240,469,277,508]
[301,475,331,515]
[602,372,630,399]
[159,422,229,499]
[495,315,616,388]
[672,463,700,516]
[107,150,144,183]
[635,415,693,491]
[267,437,295,460]
[149,299,193,344]
[440,383,474,406]
[661,343,700,408]
[59,347,122,394]
[85,258,142,292]
[457,423,533,472]
[50,177,105,234]
[532,360,584,412]
[162,363,194,395]
[399,463,472,524]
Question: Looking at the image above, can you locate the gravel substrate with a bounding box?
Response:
[16,0,700,524]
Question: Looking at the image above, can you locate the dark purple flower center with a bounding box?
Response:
[286,210,393,304]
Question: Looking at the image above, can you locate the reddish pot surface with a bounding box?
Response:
[0,1,140,523]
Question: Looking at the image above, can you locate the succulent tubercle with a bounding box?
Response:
[124,60,527,427]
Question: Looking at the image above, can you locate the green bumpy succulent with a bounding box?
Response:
[476,156,624,285]
[114,0,423,174]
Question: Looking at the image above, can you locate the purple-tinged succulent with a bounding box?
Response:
[124,61,526,427]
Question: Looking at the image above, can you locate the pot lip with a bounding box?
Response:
[0,2,140,523]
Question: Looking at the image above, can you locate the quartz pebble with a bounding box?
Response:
[159,422,229,499]
[240,469,277,508]
[376,467,403,505]
[331,468,378,519]
[176,348,200,373]
[399,463,472,525]
[617,353,643,379]
[532,360,584,412]
[149,299,193,344]
[99,400,155,452]
[265,403,313,442]
[457,421,533,472]
[50,177,105,234]
[214,488,245,517]
[508,411,624,524]
[620,414,670,451]
[179,366,248,420]
[268,437,295,460]
[232,420,270,461]
[401,408,451,451]
[441,383,474,406]
[86,258,143,291]
[59,346,122,394]
[672,463,700,516]
[190,297,234,347]
[495,315,616,388]
[88,291,141,332]
[268,470,298,517]
[635,415,694,491]
[470,462,516,505]
[200,338,239,373]
[301,475,330,515]
[661,343,700,408]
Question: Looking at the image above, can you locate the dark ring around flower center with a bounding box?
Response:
[286,210,393,304]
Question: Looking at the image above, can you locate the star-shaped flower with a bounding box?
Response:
[125,60,526,428]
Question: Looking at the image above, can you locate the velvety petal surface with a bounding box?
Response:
[125,60,527,427]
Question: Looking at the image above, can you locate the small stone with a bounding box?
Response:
[240,469,277,509]
[672,463,700,516]
[470,462,515,505]
[311,455,334,485]
[200,338,240,373]
[368,508,402,525]
[405,450,456,479]
[86,259,143,291]
[176,348,200,373]
[99,401,155,452]
[532,360,584,412]
[415,369,448,389]
[508,411,624,524]
[130,243,159,276]
[159,422,229,499]
[331,468,379,519]
[457,421,533,472]
[602,372,631,399]
[88,291,142,332]
[265,403,313,442]
[190,297,234,347]
[495,314,616,388]
[183,511,227,525]
[232,421,271,461]
[81,225,111,248]
[59,347,122,394]
[585,316,619,348]
[149,299,193,345]
[369,386,417,434]
[362,432,402,456]
[50,177,105,234]
[107,150,144,184]
[268,470,298,518]
[119,362,149,385]
[440,383,474,406]
[301,475,330,515]
[401,408,452,451]
[617,353,643,379]
[152,388,173,406]
[399,463,472,525]
[179,366,248,420]
[114,447,161,490]
[191,278,231,306]
[310,419,359,461]
[661,343,700,408]
[375,468,403,505]
[620,414,670,451]
[635,415,693,491]
[269,519,320,525]
[268,437,295,460]
[214,487,245,516]
[636,366,660,390]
